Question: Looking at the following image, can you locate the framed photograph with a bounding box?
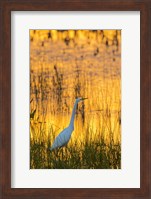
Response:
[1,1,151,199]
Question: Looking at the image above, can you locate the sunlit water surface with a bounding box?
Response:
[30,30,121,150]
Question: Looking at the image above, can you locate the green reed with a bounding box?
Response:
[30,30,121,169]
[30,67,121,169]
[30,97,121,169]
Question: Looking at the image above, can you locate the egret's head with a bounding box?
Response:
[76,97,88,103]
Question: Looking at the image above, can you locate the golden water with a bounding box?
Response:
[30,30,121,148]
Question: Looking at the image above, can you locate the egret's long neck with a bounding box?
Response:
[69,101,78,128]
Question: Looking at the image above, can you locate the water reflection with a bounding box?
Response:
[30,30,121,169]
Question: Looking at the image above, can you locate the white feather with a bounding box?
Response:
[50,126,74,151]
[50,97,87,151]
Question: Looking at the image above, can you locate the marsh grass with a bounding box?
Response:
[30,100,121,169]
[30,132,121,169]
[30,30,121,169]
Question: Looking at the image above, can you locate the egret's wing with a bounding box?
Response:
[50,128,71,151]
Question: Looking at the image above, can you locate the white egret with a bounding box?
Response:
[50,97,87,151]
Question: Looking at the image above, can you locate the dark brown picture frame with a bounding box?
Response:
[0,0,151,199]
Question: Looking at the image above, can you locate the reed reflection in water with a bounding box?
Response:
[30,30,121,169]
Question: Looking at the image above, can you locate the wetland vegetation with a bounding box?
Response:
[30,30,121,169]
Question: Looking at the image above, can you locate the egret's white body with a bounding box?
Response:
[50,97,87,151]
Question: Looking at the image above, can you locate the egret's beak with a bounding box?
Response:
[82,97,88,100]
